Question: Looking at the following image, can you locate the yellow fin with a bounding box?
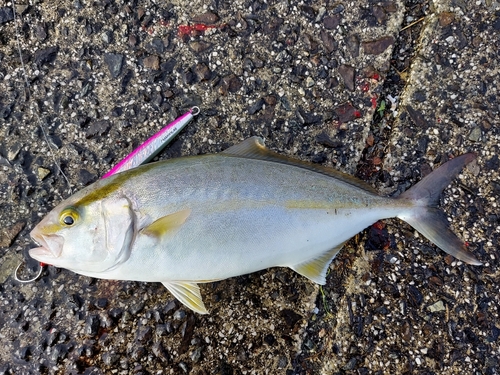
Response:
[290,243,345,285]
[162,281,208,314]
[141,209,191,238]
[222,137,378,194]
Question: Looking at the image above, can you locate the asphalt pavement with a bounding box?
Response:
[0,0,499,373]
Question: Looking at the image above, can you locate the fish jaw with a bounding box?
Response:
[29,232,65,263]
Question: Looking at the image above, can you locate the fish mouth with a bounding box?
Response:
[29,232,64,261]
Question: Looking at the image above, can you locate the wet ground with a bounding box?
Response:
[0,0,499,373]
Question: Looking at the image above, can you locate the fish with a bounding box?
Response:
[28,137,481,314]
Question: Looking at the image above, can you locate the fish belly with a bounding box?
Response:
[114,204,401,282]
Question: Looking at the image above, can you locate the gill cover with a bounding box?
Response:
[93,194,137,272]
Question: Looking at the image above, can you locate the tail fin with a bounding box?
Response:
[397,154,481,265]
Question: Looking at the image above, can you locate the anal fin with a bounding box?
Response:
[290,243,345,285]
[162,281,208,314]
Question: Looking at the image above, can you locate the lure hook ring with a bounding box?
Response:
[14,261,43,283]
[191,106,200,116]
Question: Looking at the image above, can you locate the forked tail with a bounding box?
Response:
[397,153,481,265]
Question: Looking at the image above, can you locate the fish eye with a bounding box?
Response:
[63,216,74,225]
[60,207,80,227]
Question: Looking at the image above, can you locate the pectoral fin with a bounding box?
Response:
[290,243,345,285]
[161,281,208,314]
[141,209,191,238]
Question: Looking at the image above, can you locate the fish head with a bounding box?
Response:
[29,184,136,275]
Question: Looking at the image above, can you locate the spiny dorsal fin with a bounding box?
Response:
[290,242,345,285]
[162,281,208,314]
[223,137,378,194]
[141,209,191,238]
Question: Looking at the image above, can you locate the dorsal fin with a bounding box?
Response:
[222,137,378,194]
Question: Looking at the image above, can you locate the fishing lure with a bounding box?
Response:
[14,107,200,282]
[102,106,199,178]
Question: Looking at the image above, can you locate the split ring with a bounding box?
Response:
[191,106,200,116]
[14,261,43,283]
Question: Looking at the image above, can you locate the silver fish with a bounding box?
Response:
[29,137,481,314]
